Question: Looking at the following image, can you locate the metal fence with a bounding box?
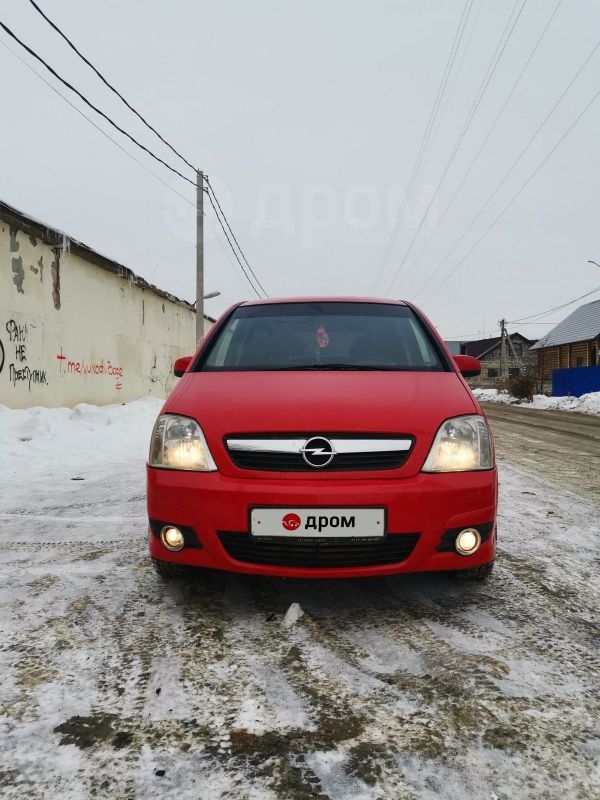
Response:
[552,366,600,397]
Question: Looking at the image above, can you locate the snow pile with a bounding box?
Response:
[0,396,163,507]
[473,388,600,416]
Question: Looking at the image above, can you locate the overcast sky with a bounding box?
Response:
[2,0,599,340]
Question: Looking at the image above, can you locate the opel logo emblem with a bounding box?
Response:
[300,436,335,468]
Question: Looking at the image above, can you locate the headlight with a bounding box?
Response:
[422,415,493,472]
[149,414,217,471]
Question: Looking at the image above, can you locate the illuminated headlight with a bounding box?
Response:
[422,415,493,472]
[149,414,217,471]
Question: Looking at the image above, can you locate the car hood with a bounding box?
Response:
[164,370,478,478]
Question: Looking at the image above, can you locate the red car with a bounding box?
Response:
[147,299,497,580]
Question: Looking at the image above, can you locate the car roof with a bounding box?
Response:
[239,297,408,306]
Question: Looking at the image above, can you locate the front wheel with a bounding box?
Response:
[151,557,189,578]
[449,560,494,581]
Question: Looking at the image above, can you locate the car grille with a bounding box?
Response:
[436,522,494,552]
[217,531,420,568]
[225,434,414,472]
[228,451,410,471]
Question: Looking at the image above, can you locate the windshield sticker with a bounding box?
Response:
[316,324,330,348]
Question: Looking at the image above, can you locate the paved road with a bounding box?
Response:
[1,406,599,800]
[481,403,600,502]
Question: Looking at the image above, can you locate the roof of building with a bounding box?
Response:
[0,199,215,322]
[460,332,535,359]
[461,336,502,358]
[530,298,600,349]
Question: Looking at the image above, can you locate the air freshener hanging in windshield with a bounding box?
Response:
[316,324,330,348]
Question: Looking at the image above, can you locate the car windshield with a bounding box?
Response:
[197,302,447,372]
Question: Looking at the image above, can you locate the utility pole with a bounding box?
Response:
[196,170,204,346]
[498,318,507,384]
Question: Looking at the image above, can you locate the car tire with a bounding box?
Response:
[151,557,188,578]
[449,560,495,581]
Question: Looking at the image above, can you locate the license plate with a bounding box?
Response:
[250,507,385,539]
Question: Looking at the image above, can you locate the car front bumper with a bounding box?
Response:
[147,466,497,578]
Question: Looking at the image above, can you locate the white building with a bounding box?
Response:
[0,200,214,408]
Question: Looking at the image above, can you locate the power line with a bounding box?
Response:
[0,18,196,188]
[422,81,600,302]
[416,33,600,301]
[204,210,262,296]
[2,15,268,299]
[386,0,527,295]
[370,0,474,293]
[27,0,268,300]
[204,178,269,297]
[372,0,473,292]
[25,0,197,174]
[0,34,267,299]
[508,285,600,323]
[204,190,263,299]
[444,320,559,340]
[440,283,592,342]
[426,0,485,158]
[0,36,197,210]
[444,328,501,340]
[407,0,562,282]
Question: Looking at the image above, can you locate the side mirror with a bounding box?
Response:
[173,356,193,378]
[454,354,481,378]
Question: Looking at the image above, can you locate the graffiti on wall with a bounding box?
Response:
[146,354,173,392]
[56,347,124,392]
[0,319,49,390]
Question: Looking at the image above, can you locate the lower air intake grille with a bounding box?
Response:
[228,451,409,471]
[217,532,420,568]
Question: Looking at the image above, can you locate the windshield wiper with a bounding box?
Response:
[268,363,383,371]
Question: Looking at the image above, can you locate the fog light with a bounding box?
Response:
[161,526,184,552]
[455,528,481,556]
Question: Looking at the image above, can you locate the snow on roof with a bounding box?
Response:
[530,299,600,349]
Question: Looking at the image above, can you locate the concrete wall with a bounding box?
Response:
[0,215,209,408]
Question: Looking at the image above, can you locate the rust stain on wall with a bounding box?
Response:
[51,249,61,309]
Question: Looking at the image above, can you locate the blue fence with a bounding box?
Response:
[552,366,600,397]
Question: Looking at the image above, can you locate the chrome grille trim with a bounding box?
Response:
[226,437,413,454]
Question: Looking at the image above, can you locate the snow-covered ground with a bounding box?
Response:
[0,400,599,799]
[473,388,600,416]
[0,397,163,506]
